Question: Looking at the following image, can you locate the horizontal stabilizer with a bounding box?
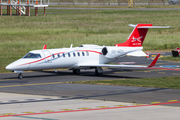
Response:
[137,26,171,29]
[129,24,171,29]
[127,51,146,57]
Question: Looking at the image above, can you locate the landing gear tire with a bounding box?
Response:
[95,69,103,76]
[73,69,80,74]
[18,73,23,79]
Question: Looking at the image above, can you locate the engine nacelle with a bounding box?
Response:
[101,47,125,58]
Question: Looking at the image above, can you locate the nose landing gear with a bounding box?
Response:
[14,71,24,79]
[18,73,23,79]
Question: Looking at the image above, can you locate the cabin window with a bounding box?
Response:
[77,52,80,56]
[23,53,41,59]
[63,53,65,57]
[68,53,70,57]
[52,54,55,58]
[57,53,60,58]
[82,52,85,56]
[73,52,76,57]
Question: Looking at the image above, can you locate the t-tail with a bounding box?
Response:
[115,24,171,47]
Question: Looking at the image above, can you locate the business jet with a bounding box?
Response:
[6,24,170,79]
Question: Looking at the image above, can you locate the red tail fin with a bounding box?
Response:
[115,24,153,47]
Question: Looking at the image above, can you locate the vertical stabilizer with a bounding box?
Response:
[115,24,152,47]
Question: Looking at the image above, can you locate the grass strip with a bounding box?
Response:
[160,56,180,62]
[49,5,180,8]
[68,76,180,89]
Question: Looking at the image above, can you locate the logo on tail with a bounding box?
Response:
[131,36,143,43]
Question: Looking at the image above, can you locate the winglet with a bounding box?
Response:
[43,45,47,49]
[148,54,160,67]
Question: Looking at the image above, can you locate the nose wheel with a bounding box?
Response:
[18,73,23,79]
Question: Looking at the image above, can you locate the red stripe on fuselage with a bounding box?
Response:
[19,50,101,66]
[77,50,102,55]
[19,58,46,66]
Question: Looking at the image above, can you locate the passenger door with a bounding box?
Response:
[42,50,52,63]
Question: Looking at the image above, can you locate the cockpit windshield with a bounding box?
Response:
[23,53,41,59]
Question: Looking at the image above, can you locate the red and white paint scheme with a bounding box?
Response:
[6,24,170,79]
[175,47,180,54]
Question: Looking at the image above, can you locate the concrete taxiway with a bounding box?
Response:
[0,92,180,120]
[1,53,180,119]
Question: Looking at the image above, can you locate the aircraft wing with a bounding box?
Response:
[80,64,148,68]
[79,54,160,68]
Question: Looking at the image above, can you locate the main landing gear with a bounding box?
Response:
[72,67,103,76]
[73,69,80,74]
[18,73,23,79]
[95,67,103,76]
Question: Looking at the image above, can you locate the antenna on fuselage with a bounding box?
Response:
[70,44,73,48]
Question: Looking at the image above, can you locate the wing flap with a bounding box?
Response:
[79,54,160,68]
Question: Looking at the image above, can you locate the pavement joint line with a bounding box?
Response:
[14,115,57,120]
[0,92,63,99]
[1,101,180,118]
[0,81,65,88]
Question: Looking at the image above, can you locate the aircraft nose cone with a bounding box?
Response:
[6,64,14,70]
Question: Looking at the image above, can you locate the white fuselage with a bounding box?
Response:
[6,45,144,71]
